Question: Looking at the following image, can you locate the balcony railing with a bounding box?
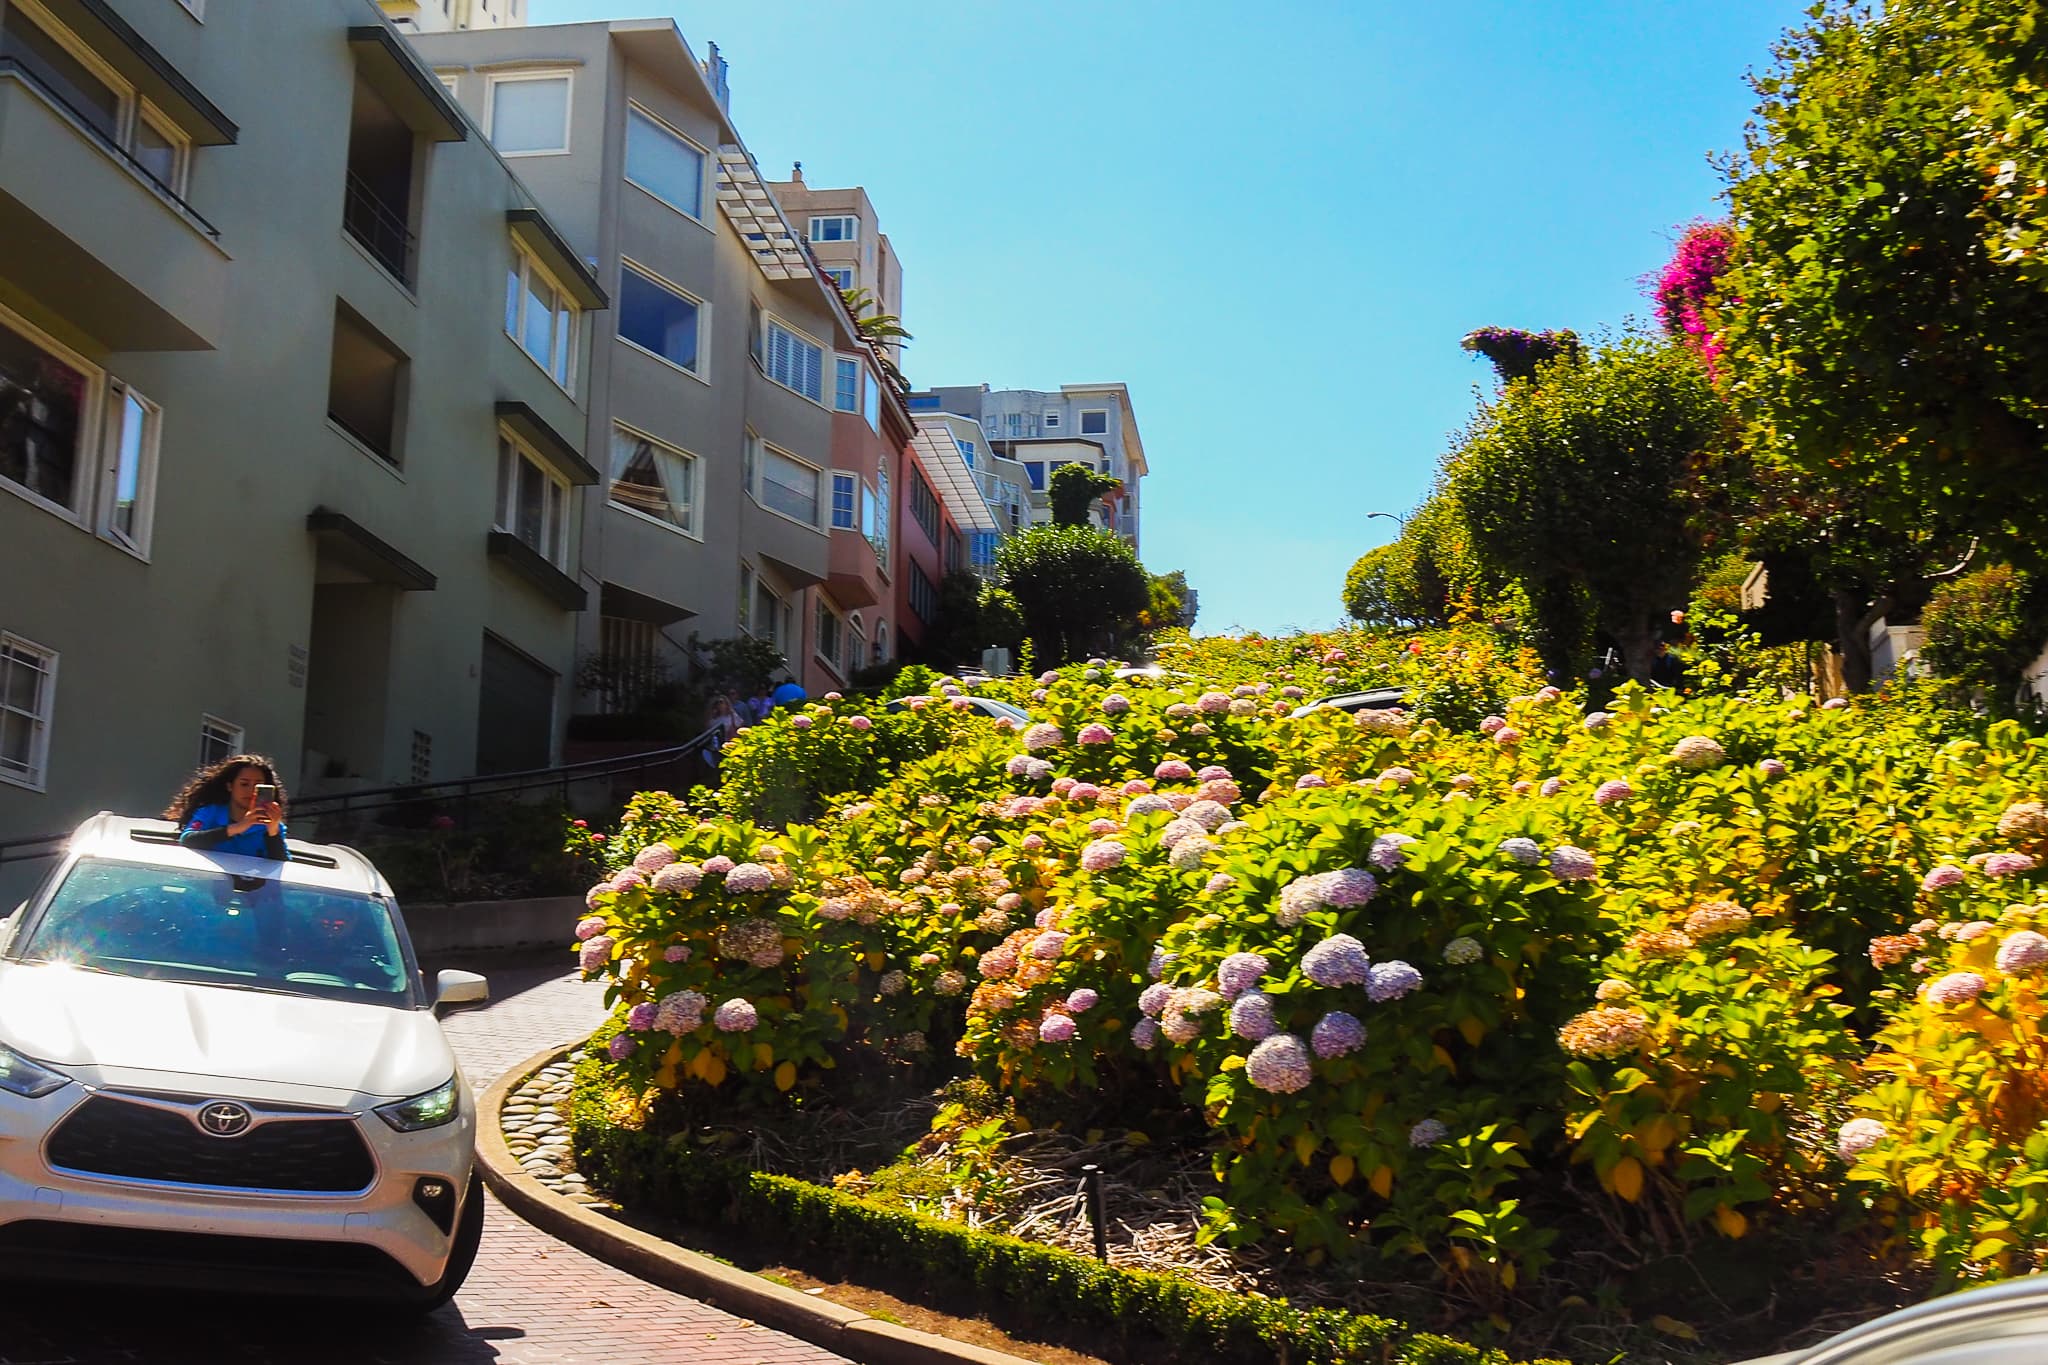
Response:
[0,57,219,240]
[342,169,415,285]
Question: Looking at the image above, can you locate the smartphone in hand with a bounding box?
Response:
[254,783,278,807]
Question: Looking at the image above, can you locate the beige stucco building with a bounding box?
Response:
[0,0,601,884]
[764,167,903,362]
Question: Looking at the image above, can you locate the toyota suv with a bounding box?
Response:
[0,814,488,1308]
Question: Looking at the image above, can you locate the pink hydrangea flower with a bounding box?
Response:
[1155,759,1194,781]
[1100,694,1131,715]
[1922,865,1967,892]
[1582,713,1612,732]
[702,855,735,875]
[633,844,677,873]
[1549,846,1598,881]
[627,1002,659,1032]
[1203,872,1236,894]
[663,943,691,963]
[1295,773,1329,790]
[583,883,609,911]
[1065,988,1099,1014]
[1983,852,2038,879]
[1032,930,1069,960]
[1078,723,1114,745]
[1088,817,1119,835]
[1540,777,1566,797]
[1480,715,1506,735]
[1122,779,1153,795]
[1837,1117,1886,1160]
[653,862,704,894]
[1493,726,1523,747]
[1245,1034,1314,1094]
[1758,758,1788,779]
[1996,930,2048,973]
[575,915,609,941]
[1022,723,1064,750]
[723,862,775,894]
[791,715,814,729]
[1595,779,1633,806]
[1080,840,1126,872]
[1038,1014,1077,1043]
[610,868,648,893]
[1071,782,1105,804]
[1923,971,1987,1006]
[1822,697,1849,710]
[1052,777,1078,797]
[1197,691,1232,713]
[579,936,614,974]
[848,715,872,730]
[1021,833,1046,852]
[1166,792,1193,810]
[713,998,759,1032]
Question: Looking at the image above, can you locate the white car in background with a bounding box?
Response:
[0,815,488,1308]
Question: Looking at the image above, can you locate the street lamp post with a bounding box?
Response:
[1366,511,1408,529]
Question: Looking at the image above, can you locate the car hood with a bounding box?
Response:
[0,962,452,1105]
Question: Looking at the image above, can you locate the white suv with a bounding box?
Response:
[0,814,488,1307]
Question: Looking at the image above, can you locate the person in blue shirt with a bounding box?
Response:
[163,754,288,860]
[769,676,808,711]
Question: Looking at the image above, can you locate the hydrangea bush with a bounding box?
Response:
[567,635,2048,1295]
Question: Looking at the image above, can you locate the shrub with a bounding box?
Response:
[1920,563,2048,717]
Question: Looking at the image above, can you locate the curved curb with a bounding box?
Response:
[477,1043,1043,1365]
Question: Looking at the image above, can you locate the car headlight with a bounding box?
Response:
[374,1076,460,1132]
[0,1044,71,1098]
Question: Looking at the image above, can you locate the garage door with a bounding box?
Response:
[476,634,555,775]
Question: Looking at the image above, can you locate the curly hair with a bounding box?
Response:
[162,754,287,825]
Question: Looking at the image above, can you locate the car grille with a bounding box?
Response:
[46,1096,375,1193]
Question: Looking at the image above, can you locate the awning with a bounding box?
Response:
[506,208,606,310]
[307,508,436,590]
[347,26,466,143]
[496,400,597,486]
[487,532,586,611]
[714,147,812,282]
[910,423,998,534]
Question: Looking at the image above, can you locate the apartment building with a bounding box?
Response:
[764,167,903,361]
[914,411,1022,576]
[0,0,600,871]
[382,0,527,35]
[405,18,905,704]
[911,383,1149,549]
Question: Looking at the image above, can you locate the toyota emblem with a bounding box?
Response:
[196,1101,253,1138]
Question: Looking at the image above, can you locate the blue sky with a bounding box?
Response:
[533,0,1808,634]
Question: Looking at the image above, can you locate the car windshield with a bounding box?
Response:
[18,858,414,1006]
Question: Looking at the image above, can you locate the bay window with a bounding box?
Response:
[608,424,697,534]
[505,245,579,389]
[496,434,572,566]
[763,319,822,402]
[760,446,820,526]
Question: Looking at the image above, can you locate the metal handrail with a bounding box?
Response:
[0,729,721,869]
[0,57,221,240]
[342,168,415,283]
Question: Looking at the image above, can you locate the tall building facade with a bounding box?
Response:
[910,383,1149,549]
[406,19,906,703]
[0,0,598,872]
[764,168,903,360]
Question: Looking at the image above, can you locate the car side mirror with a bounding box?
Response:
[433,969,489,1013]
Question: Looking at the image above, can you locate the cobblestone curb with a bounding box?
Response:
[477,1043,1042,1365]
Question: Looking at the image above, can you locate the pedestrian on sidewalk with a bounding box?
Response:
[164,754,289,860]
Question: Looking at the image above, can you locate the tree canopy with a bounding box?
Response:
[1048,461,1123,527]
[993,524,1151,666]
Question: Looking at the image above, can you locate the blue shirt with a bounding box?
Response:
[182,803,286,857]
[770,682,807,710]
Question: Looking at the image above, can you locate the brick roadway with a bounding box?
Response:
[0,954,852,1365]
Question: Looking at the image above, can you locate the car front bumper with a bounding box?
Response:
[0,1080,475,1294]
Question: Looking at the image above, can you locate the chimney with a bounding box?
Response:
[791,160,805,185]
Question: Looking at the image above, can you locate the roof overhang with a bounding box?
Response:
[716,147,814,283]
[307,508,436,590]
[608,21,738,140]
[488,532,587,611]
[506,209,607,309]
[496,400,598,486]
[910,424,998,534]
[347,25,467,143]
[42,0,236,144]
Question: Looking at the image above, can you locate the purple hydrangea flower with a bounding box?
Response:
[1310,1010,1366,1058]
[1146,946,1177,980]
[1922,865,1967,892]
[1323,868,1378,907]
[1409,1118,1449,1148]
[607,1033,636,1060]
[1139,982,1173,1017]
[1131,1018,1161,1050]
[1039,1014,1077,1043]
[1369,833,1416,871]
[1499,837,1542,866]
[1378,767,1417,787]
[1080,840,1126,872]
[1127,793,1175,818]
[1203,872,1237,895]
[653,862,704,894]
[1366,960,1423,1003]
[1540,778,1566,797]
[713,998,758,1032]
[1230,992,1278,1041]
[1006,754,1032,777]
[1923,971,1987,1006]
[1295,773,1330,790]
[626,1001,659,1032]
[1549,846,1598,881]
[1244,1034,1314,1094]
[1032,930,1069,960]
[655,990,707,1034]
[1217,952,1270,998]
[1066,988,1099,1013]
[723,862,775,893]
[663,943,691,964]
[1996,930,2048,974]
[1302,934,1371,987]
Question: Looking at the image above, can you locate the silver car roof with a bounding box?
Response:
[59,813,390,898]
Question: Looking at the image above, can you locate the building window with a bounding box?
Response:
[945,528,964,575]
[0,309,92,519]
[833,356,860,413]
[906,393,941,411]
[608,425,697,534]
[907,563,937,625]
[955,438,976,468]
[1079,408,1109,436]
[873,621,888,664]
[0,2,193,196]
[624,105,706,219]
[198,715,241,766]
[1043,412,1061,429]
[486,71,571,155]
[822,267,853,291]
[618,262,703,375]
[97,382,157,556]
[0,633,57,791]
[1024,461,1045,492]
[595,616,658,715]
[752,578,791,653]
[497,433,573,565]
[867,459,891,563]
[808,215,857,243]
[972,530,1001,570]
[763,319,823,403]
[1005,412,1024,437]
[327,302,407,465]
[505,245,579,389]
[737,563,753,635]
[830,473,857,530]
[815,599,843,675]
[910,471,940,543]
[760,446,820,526]
[863,367,880,429]
[847,617,865,674]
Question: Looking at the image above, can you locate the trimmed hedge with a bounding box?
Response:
[570,1107,1568,1365]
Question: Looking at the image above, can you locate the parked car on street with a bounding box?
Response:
[1289,686,1409,719]
[884,695,1033,726]
[1735,1273,2048,1364]
[0,814,488,1308]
